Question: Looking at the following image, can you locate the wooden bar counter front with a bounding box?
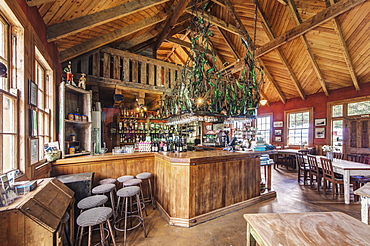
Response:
[53,150,276,227]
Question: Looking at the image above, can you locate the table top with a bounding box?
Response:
[354,183,370,197]
[244,212,370,246]
[315,156,370,170]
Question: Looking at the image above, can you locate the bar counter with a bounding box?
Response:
[53,150,276,227]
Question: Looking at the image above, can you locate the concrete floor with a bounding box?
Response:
[109,167,361,246]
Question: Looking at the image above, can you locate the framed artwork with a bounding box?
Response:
[30,138,39,164]
[29,109,38,137]
[273,121,283,128]
[274,129,282,135]
[314,118,326,126]
[315,127,325,138]
[275,136,282,142]
[28,79,38,107]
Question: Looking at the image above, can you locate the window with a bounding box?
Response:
[34,47,54,162]
[287,111,309,145]
[332,120,343,152]
[0,9,23,173]
[348,101,370,116]
[257,115,271,144]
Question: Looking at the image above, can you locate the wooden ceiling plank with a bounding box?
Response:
[164,30,191,62]
[153,0,192,52]
[258,58,286,104]
[328,0,360,91]
[222,0,255,51]
[255,0,367,57]
[256,1,305,100]
[185,8,240,36]
[173,50,186,66]
[216,26,241,60]
[47,0,170,42]
[60,14,169,62]
[27,0,55,7]
[259,90,270,106]
[286,0,329,96]
[166,37,214,55]
[116,32,158,50]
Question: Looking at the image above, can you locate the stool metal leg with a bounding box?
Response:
[124,197,128,246]
[147,178,156,209]
[106,218,117,246]
[99,223,105,246]
[136,193,147,238]
[88,226,92,246]
[139,183,147,216]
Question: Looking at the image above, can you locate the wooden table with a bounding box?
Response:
[319,157,370,204]
[244,212,370,246]
[354,183,370,224]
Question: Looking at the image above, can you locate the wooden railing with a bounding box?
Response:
[69,47,182,92]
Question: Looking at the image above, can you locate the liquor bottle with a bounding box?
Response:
[179,139,183,152]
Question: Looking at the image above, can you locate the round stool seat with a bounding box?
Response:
[77,207,112,227]
[136,172,152,180]
[77,195,108,210]
[117,186,140,198]
[117,175,134,183]
[92,184,115,194]
[122,178,142,187]
[99,178,116,185]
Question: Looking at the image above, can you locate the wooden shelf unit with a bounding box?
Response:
[59,82,92,158]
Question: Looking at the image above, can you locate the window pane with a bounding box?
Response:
[332,120,343,152]
[288,111,310,145]
[348,101,370,116]
[257,116,271,144]
[332,105,343,117]
[2,135,15,172]
[2,95,16,133]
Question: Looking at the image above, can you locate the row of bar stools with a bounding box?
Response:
[92,183,116,220]
[115,186,147,246]
[76,207,116,246]
[136,172,156,209]
[99,178,117,185]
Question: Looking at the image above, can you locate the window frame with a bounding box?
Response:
[284,107,313,147]
[256,113,272,144]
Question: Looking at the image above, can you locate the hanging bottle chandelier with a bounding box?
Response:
[161,0,264,125]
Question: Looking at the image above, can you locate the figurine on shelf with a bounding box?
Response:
[78,73,86,89]
[63,61,76,86]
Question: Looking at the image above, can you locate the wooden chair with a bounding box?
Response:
[307,147,316,155]
[320,157,344,200]
[347,153,361,162]
[333,152,344,160]
[297,153,310,185]
[364,156,370,164]
[352,156,370,194]
[307,155,322,191]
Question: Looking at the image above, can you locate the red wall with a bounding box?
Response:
[258,83,370,145]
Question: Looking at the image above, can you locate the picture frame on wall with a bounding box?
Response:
[28,79,38,107]
[314,118,326,126]
[30,138,39,164]
[274,129,282,135]
[315,127,325,138]
[273,121,283,128]
[275,136,282,142]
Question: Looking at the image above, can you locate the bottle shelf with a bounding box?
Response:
[64,119,92,124]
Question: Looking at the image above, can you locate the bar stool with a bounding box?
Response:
[136,172,156,209]
[117,175,134,187]
[92,184,116,219]
[76,207,116,246]
[115,186,147,245]
[122,178,147,216]
[99,178,117,185]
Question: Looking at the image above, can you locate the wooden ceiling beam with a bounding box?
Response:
[116,32,158,50]
[257,58,286,104]
[60,14,168,62]
[26,0,55,7]
[129,39,156,53]
[165,37,213,55]
[173,50,186,66]
[47,0,169,42]
[256,1,305,100]
[328,0,360,91]
[153,0,192,52]
[286,0,329,96]
[255,0,367,57]
[164,30,191,62]
[217,26,241,60]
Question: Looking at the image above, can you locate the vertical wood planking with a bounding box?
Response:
[123,57,130,82]
[170,69,176,88]
[80,55,88,74]
[92,52,100,76]
[140,61,147,84]
[148,64,155,85]
[102,53,110,78]
[113,55,120,80]
[156,65,163,86]
[163,67,169,88]
[132,60,138,83]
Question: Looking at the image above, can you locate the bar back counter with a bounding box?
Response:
[52,150,276,227]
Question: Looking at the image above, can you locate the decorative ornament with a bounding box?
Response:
[0,62,7,78]
[78,73,86,89]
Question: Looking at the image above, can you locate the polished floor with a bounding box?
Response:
[108,167,362,246]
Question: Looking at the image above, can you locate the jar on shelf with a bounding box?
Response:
[74,114,81,121]
[67,113,74,120]
[81,115,87,122]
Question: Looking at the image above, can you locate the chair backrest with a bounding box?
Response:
[333,152,344,160]
[363,156,370,165]
[308,147,316,155]
[320,157,334,180]
[307,154,319,172]
[298,150,309,155]
[347,154,361,162]
[296,153,306,168]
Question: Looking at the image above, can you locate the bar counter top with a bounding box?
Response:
[53,150,269,165]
